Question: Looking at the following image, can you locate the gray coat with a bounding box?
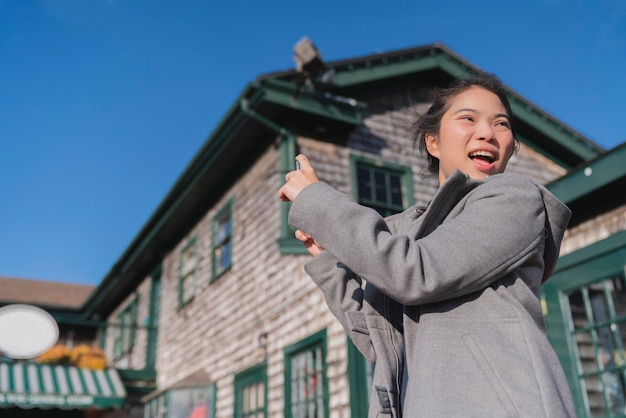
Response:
[289,170,577,417]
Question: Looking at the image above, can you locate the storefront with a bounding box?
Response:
[0,361,127,417]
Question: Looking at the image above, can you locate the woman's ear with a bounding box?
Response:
[425,133,440,158]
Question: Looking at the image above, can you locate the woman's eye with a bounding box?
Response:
[460,116,474,122]
[495,120,510,128]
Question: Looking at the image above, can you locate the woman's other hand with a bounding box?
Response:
[278,154,319,202]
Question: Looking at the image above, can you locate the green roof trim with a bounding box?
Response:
[547,142,626,204]
[285,43,601,165]
[258,78,365,125]
[509,98,601,161]
[551,230,626,284]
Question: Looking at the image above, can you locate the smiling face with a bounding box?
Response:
[425,86,516,185]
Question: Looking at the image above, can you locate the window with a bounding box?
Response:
[145,394,166,418]
[212,199,234,280]
[284,330,328,418]
[144,385,216,418]
[350,155,414,217]
[113,296,138,360]
[179,236,198,306]
[564,276,626,417]
[234,363,267,418]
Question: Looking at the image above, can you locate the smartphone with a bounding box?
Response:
[295,160,301,170]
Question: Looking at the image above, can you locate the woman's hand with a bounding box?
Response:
[295,229,325,256]
[278,154,323,256]
[278,154,319,202]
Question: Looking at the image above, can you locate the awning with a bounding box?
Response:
[0,362,126,410]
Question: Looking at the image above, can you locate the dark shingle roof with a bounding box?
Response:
[0,276,95,309]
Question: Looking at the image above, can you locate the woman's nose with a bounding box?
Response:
[475,120,495,140]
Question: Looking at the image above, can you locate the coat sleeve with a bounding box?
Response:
[289,175,547,306]
[303,252,377,362]
[303,212,406,363]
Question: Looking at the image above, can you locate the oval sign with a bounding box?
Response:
[0,304,59,359]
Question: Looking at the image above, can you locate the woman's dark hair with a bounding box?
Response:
[411,72,520,174]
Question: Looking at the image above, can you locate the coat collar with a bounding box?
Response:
[415,170,482,238]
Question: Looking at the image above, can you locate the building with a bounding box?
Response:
[1,40,624,417]
[0,278,127,417]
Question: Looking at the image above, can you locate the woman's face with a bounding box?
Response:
[425,86,516,185]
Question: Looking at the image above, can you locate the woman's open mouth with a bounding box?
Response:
[469,150,496,168]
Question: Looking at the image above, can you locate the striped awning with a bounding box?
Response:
[0,362,126,410]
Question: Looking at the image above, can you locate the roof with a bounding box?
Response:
[0,277,94,309]
[78,41,607,319]
[261,42,604,166]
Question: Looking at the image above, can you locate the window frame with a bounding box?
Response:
[211,198,234,282]
[143,384,217,418]
[113,295,139,360]
[560,276,626,416]
[349,154,415,216]
[283,329,329,418]
[234,362,268,418]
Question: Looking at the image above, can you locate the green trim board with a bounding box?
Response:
[347,337,371,417]
[0,363,126,410]
[548,142,626,205]
[257,79,365,126]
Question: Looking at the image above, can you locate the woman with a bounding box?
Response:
[278,73,576,417]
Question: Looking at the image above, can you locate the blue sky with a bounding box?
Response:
[1,0,624,286]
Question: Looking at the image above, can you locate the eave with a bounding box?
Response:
[547,142,626,227]
[264,43,603,168]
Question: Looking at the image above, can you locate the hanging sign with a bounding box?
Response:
[0,304,59,359]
